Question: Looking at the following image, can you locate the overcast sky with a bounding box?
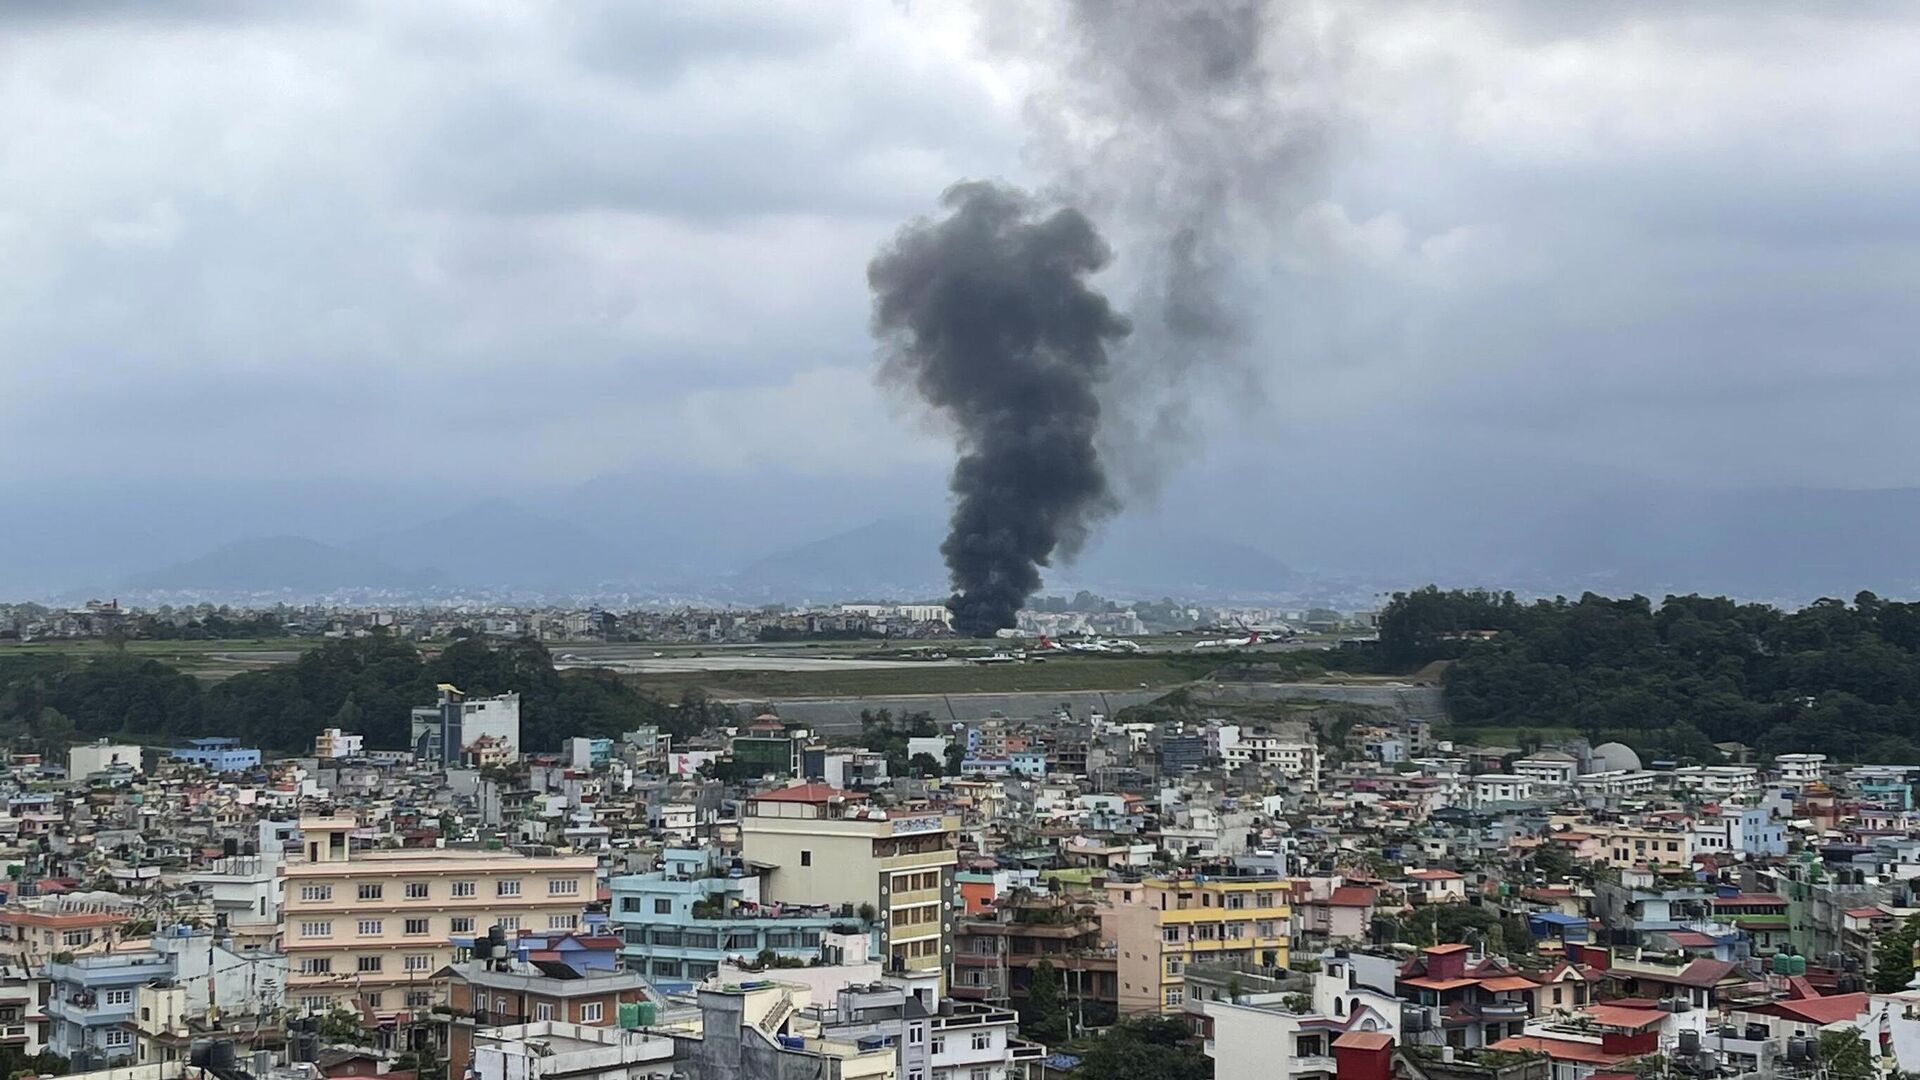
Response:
[5,2,1920,587]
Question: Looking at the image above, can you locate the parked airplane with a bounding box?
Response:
[1036,635,1141,654]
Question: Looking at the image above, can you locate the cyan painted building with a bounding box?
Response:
[168,738,262,773]
[609,847,869,982]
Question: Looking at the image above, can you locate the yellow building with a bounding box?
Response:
[738,786,957,988]
[282,817,597,1018]
[1589,823,1693,870]
[1111,875,1289,1015]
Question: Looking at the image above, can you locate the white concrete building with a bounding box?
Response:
[1671,765,1761,798]
[1774,753,1827,786]
[1574,770,1659,798]
[1513,754,1578,786]
[411,686,522,764]
[1469,774,1538,806]
[68,740,142,779]
[1228,735,1321,792]
[313,728,363,759]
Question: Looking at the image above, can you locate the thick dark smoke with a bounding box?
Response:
[995,0,1339,496]
[868,181,1130,636]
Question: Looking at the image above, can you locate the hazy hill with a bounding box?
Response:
[123,536,436,594]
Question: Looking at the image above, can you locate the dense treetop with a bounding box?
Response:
[1380,586,1920,761]
[0,634,727,753]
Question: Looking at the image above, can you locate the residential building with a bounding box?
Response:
[45,931,284,1062]
[444,956,656,1077]
[468,1021,679,1080]
[281,816,594,1017]
[1512,754,1578,787]
[411,685,521,764]
[805,979,1046,1080]
[1670,765,1760,799]
[69,740,142,779]
[1111,872,1290,1015]
[1468,775,1536,807]
[738,786,958,989]
[314,728,365,759]
[609,847,857,983]
[1774,753,1826,786]
[951,895,1116,1016]
[168,738,262,773]
[0,905,143,969]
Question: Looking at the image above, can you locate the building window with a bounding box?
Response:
[969,1069,989,1080]
[651,960,679,977]
[451,917,474,934]
[299,958,332,975]
[498,916,520,931]
[1162,927,1181,943]
[549,879,580,896]
[103,989,133,1007]
[452,881,477,898]
[620,898,641,913]
[971,1031,991,1051]
[498,881,522,897]
[358,920,383,936]
[405,919,430,935]
[536,1003,555,1021]
[104,1030,133,1049]
[63,930,94,947]
[362,993,382,1009]
[909,1024,924,1044]
[800,850,812,867]
[358,884,384,902]
[580,1002,604,1023]
[406,991,431,1008]
[1165,988,1184,1007]
[358,956,382,973]
[300,885,332,902]
[301,996,331,1013]
[405,955,431,972]
[549,915,577,930]
[405,882,431,900]
[300,921,331,938]
[654,899,672,915]
[931,1036,945,1055]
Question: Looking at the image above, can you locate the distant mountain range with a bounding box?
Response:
[113,507,1301,603]
[133,536,439,595]
[30,474,1920,606]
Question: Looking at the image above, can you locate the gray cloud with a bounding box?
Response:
[3,1,1920,596]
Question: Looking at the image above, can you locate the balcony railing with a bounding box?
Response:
[1478,1001,1528,1020]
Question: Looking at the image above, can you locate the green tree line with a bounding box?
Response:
[1379,586,1920,761]
[0,634,729,753]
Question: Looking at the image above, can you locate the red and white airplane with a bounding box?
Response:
[1192,621,1266,650]
[1037,634,1140,654]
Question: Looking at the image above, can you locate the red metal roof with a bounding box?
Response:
[1327,886,1377,907]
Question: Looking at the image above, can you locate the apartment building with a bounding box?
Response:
[282,816,595,1017]
[1773,753,1826,786]
[0,905,142,969]
[1591,825,1693,870]
[1111,873,1290,1015]
[445,957,655,1078]
[1225,736,1320,792]
[609,847,854,982]
[738,786,958,989]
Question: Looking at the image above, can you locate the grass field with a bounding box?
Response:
[619,656,1205,700]
[0,637,316,677]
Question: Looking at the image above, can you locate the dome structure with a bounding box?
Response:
[1588,741,1642,774]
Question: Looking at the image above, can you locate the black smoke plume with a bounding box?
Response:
[868,181,1130,636]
